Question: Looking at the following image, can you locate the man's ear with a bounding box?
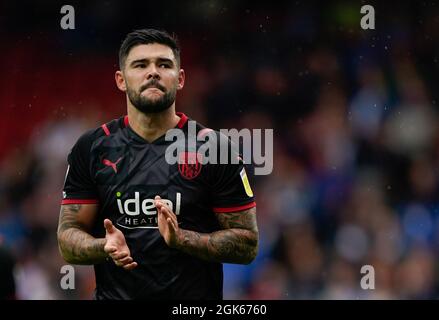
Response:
[177,69,185,91]
[115,70,126,92]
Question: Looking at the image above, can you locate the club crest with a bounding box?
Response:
[178,152,203,179]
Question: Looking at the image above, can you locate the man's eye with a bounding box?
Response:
[159,64,170,68]
[136,64,146,68]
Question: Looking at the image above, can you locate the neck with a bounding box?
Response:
[127,101,180,143]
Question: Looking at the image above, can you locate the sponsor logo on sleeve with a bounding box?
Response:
[240,168,254,197]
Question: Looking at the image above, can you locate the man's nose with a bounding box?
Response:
[146,65,160,80]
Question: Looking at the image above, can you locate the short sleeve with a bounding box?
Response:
[209,137,256,213]
[61,130,99,205]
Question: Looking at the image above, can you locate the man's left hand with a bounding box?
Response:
[155,195,180,248]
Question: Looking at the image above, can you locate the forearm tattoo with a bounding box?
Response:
[176,208,259,264]
[57,204,107,264]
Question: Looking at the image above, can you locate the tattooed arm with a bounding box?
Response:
[155,196,258,264]
[57,204,138,269]
[57,204,107,264]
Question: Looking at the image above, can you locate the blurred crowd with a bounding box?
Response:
[1,1,439,299]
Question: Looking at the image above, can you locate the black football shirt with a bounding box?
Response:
[61,112,256,300]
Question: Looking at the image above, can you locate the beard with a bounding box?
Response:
[127,79,177,114]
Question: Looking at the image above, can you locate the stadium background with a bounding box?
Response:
[1,0,439,299]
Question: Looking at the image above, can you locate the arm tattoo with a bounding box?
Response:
[57,204,107,265]
[175,207,258,264]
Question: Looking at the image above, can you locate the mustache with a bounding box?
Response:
[140,80,166,93]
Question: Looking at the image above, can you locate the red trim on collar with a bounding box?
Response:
[123,113,187,129]
[176,112,188,128]
[101,124,110,136]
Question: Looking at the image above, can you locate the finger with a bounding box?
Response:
[158,205,178,230]
[104,246,117,253]
[154,199,163,209]
[167,217,177,232]
[161,205,177,223]
[157,208,169,223]
[159,203,172,216]
[117,256,133,265]
[161,201,172,211]
[104,219,116,234]
[110,251,129,260]
[123,262,138,270]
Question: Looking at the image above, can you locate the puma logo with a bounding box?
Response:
[103,157,123,174]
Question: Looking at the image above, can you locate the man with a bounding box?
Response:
[57,29,258,300]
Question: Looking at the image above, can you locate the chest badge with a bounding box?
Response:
[178,152,203,180]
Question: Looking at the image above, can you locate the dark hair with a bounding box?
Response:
[118,28,180,69]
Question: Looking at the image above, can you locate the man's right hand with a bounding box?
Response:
[104,219,138,270]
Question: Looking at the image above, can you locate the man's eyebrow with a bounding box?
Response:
[130,58,148,66]
[156,57,174,65]
[129,57,174,66]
